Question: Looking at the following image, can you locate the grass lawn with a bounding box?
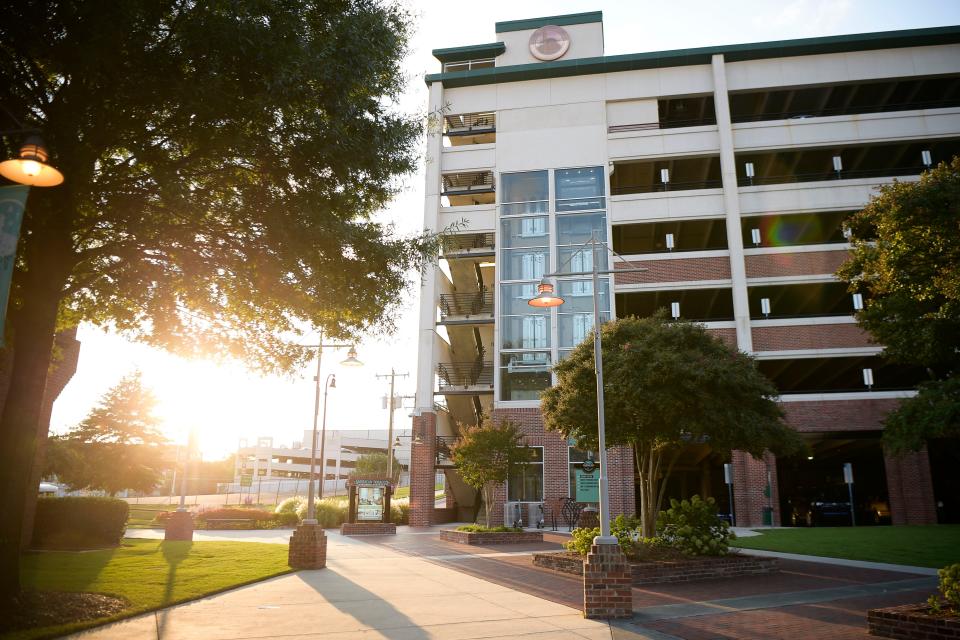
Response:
[8,539,290,639]
[734,525,960,568]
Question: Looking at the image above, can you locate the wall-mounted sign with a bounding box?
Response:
[582,457,595,473]
[575,468,599,502]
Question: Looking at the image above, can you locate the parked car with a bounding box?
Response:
[785,495,853,526]
[38,482,59,496]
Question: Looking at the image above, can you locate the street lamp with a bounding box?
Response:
[303,336,364,524]
[0,134,64,187]
[527,230,646,542]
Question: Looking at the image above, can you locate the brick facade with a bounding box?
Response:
[884,447,937,525]
[409,411,437,527]
[782,397,903,433]
[751,323,874,351]
[614,256,731,284]
[744,250,849,278]
[706,327,738,348]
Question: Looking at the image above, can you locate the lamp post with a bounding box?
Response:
[528,230,646,540]
[303,337,363,524]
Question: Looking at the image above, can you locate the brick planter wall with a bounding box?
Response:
[440,529,543,545]
[629,554,778,585]
[533,551,779,585]
[868,604,960,639]
[340,522,396,536]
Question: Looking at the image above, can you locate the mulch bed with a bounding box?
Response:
[0,591,128,634]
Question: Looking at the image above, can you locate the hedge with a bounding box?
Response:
[32,496,129,549]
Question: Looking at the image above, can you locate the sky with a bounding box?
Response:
[49,0,960,459]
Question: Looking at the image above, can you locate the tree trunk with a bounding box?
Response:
[0,186,74,602]
[634,443,662,538]
[0,286,63,600]
[482,484,493,527]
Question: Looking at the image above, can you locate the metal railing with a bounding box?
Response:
[611,179,722,195]
[442,232,495,252]
[439,290,494,319]
[442,171,495,193]
[738,166,924,187]
[435,435,460,467]
[437,361,494,390]
[444,112,495,135]
[731,98,960,124]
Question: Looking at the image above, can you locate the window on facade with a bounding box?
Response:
[557,278,610,350]
[508,446,544,501]
[501,171,548,215]
[556,166,605,212]
[442,58,495,72]
[569,448,600,502]
[500,352,552,401]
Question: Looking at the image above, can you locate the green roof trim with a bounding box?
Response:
[495,11,603,33]
[426,24,960,88]
[433,42,506,63]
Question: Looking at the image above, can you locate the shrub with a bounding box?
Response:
[277,511,300,526]
[32,496,129,549]
[275,496,304,515]
[294,498,348,528]
[456,524,521,533]
[930,563,960,614]
[656,495,734,556]
[565,527,601,556]
[391,502,409,525]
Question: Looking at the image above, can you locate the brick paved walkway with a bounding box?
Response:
[371,526,936,639]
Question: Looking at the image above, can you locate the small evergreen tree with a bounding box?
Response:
[48,371,167,496]
[451,419,533,527]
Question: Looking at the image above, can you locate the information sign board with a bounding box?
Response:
[575,468,599,502]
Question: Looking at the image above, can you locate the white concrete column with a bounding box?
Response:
[712,54,753,352]
[415,81,446,413]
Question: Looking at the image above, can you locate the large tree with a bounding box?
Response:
[0,0,432,599]
[837,158,960,452]
[46,371,167,495]
[541,314,802,537]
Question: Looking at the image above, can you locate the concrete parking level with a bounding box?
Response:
[83,526,937,639]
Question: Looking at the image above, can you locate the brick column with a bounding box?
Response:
[732,451,780,527]
[884,446,937,525]
[606,445,636,519]
[288,522,327,569]
[583,540,633,619]
[409,412,437,527]
[164,510,194,541]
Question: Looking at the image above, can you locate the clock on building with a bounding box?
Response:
[528,25,571,61]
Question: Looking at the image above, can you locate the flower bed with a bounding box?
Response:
[868,604,960,639]
[440,529,543,545]
[532,551,778,584]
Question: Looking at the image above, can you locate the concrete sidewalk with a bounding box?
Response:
[69,529,611,640]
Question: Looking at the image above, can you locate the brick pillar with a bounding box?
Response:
[884,447,937,525]
[288,522,327,569]
[607,445,636,519]
[409,412,437,527]
[732,450,780,527]
[164,510,194,541]
[583,539,633,619]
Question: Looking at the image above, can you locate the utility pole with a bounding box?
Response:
[376,368,409,481]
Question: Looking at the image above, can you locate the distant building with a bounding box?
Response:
[232,429,413,491]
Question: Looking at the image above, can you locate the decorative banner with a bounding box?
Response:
[357,486,385,521]
[0,185,29,344]
[575,468,600,503]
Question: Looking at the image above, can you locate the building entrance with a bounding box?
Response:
[777,433,889,527]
